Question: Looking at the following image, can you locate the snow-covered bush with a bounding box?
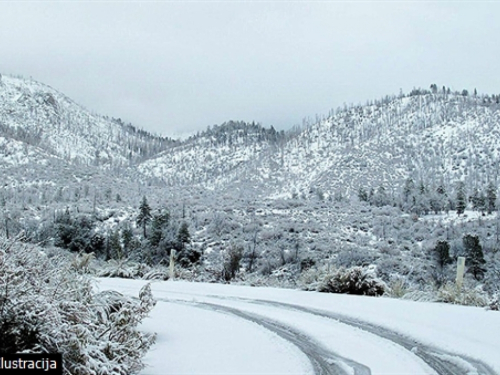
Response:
[386,276,411,298]
[0,238,156,374]
[96,258,169,280]
[297,265,330,291]
[71,251,96,274]
[318,266,386,296]
[222,244,243,281]
[98,259,148,279]
[335,248,376,268]
[487,294,499,311]
[401,289,438,302]
[436,282,489,307]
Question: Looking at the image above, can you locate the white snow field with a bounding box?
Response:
[97,278,500,375]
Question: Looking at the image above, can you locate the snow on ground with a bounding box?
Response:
[97,278,500,375]
[141,302,313,375]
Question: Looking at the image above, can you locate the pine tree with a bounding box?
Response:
[149,209,170,248]
[358,187,368,202]
[401,178,416,212]
[177,221,191,250]
[434,240,451,269]
[108,229,122,260]
[471,188,486,213]
[463,234,486,280]
[456,182,466,215]
[121,226,133,254]
[372,185,389,207]
[486,182,497,214]
[430,184,447,214]
[136,196,152,238]
[416,181,430,215]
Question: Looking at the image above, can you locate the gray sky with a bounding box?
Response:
[1,1,499,137]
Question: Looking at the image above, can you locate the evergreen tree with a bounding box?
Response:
[108,229,122,260]
[371,185,389,207]
[136,196,152,238]
[121,226,133,254]
[54,210,97,254]
[401,178,416,212]
[54,208,75,249]
[486,182,497,214]
[415,181,430,215]
[177,221,191,250]
[463,234,486,280]
[430,184,447,214]
[456,182,466,215]
[358,187,368,202]
[149,209,170,248]
[434,240,451,269]
[176,222,200,267]
[472,188,486,213]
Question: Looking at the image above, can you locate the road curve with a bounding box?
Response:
[96,278,498,375]
[166,295,496,375]
[250,299,497,375]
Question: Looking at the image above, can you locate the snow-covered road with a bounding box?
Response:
[97,278,500,375]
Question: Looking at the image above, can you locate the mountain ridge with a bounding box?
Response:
[3,73,500,202]
[0,74,174,167]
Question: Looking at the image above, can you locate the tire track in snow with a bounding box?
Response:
[248,299,497,375]
[161,298,370,375]
[99,280,496,375]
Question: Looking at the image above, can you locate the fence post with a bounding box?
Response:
[169,249,176,281]
[456,256,465,289]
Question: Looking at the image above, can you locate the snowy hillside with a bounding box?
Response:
[132,88,500,205]
[137,120,286,192]
[3,74,500,203]
[0,74,172,167]
[280,91,500,199]
[1,75,500,310]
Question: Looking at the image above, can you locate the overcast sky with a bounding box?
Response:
[1,1,499,137]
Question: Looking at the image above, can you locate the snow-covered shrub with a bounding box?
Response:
[96,258,168,280]
[318,266,386,296]
[436,282,489,307]
[222,244,243,281]
[335,248,376,268]
[386,276,411,298]
[487,294,499,311]
[297,265,330,291]
[71,251,96,274]
[98,259,146,279]
[376,256,411,282]
[0,238,156,374]
[401,290,438,302]
[241,266,297,289]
